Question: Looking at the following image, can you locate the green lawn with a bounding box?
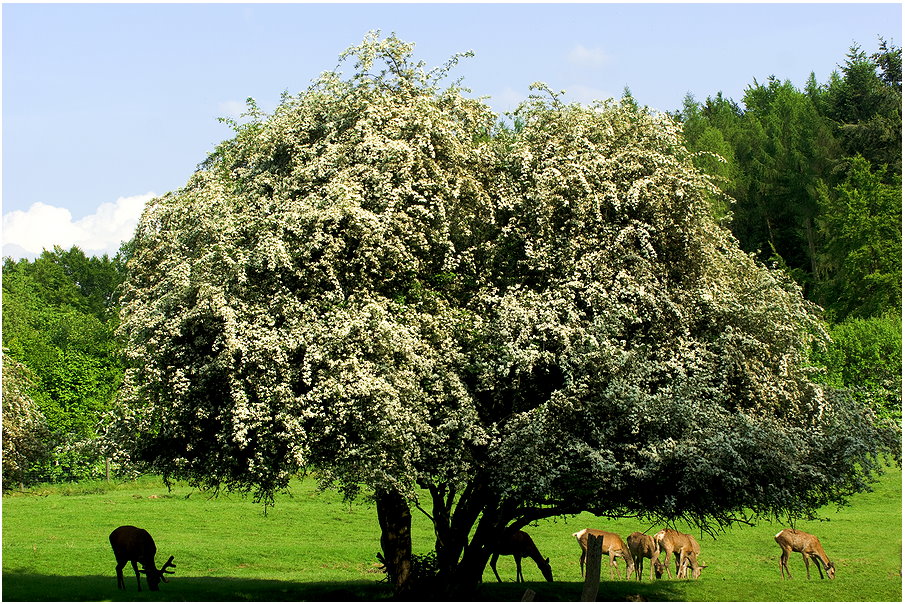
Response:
[3,465,901,601]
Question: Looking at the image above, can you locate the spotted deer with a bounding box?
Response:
[109,525,176,591]
[774,528,835,580]
[573,528,635,580]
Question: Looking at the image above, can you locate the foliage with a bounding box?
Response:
[1,246,126,483]
[815,313,902,423]
[824,41,902,176]
[673,94,739,222]
[111,33,898,595]
[678,39,902,320]
[816,156,902,320]
[381,550,441,595]
[1,354,53,490]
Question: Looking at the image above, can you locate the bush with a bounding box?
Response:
[1,354,53,491]
[818,313,902,422]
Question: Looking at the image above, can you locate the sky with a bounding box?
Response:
[2,2,902,259]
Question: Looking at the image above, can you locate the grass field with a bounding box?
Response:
[2,465,901,601]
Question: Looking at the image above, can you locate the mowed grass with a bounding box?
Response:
[2,465,901,601]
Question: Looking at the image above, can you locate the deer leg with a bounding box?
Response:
[779,549,791,579]
[662,548,673,578]
[115,560,126,590]
[802,553,811,579]
[130,560,142,591]
[490,553,503,583]
[813,555,825,579]
[515,556,524,583]
[579,551,586,578]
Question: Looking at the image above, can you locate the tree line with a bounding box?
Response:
[677,39,900,323]
[2,37,900,495]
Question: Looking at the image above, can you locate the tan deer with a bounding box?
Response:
[490,529,554,583]
[774,528,835,580]
[573,528,635,580]
[109,525,176,591]
[676,534,704,580]
[653,528,706,579]
[626,532,660,581]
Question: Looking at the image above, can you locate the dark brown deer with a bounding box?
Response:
[490,529,554,582]
[775,528,835,580]
[109,525,176,591]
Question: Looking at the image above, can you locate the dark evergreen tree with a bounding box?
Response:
[826,42,902,178]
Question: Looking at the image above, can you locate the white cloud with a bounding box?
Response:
[568,45,612,69]
[2,193,154,259]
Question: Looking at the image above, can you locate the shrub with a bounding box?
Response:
[818,313,902,423]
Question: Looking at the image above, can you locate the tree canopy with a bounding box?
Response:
[110,34,898,594]
[2,246,126,484]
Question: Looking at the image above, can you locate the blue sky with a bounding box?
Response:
[2,2,901,258]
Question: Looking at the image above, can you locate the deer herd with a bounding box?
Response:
[107,523,836,591]
[489,526,836,585]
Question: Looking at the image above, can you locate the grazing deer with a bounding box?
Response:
[676,534,704,579]
[109,525,176,591]
[573,528,635,580]
[626,532,659,581]
[774,528,835,580]
[653,528,706,579]
[490,529,554,583]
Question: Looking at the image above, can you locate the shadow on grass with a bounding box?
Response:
[1,570,391,602]
[1,569,687,602]
[474,579,687,602]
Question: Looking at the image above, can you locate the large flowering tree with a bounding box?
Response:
[112,34,897,594]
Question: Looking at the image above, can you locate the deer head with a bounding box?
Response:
[538,556,554,582]
[141,555,176,591]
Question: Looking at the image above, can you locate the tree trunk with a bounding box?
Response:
[805,215,819,279]
[441,496,507,597]
[376,488,413,596]
[432,480,488,587]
